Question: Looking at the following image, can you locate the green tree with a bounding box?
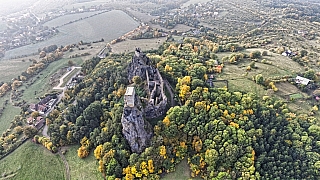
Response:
[23,126,38,138]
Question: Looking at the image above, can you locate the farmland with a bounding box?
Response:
[43,11,102,28]
[4,10,139,59]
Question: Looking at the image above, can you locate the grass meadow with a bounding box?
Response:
[0,58,33,83]
[63,145,102,180]
[162,159,202,180]
[0,141,64,180]
[0,104,21,135]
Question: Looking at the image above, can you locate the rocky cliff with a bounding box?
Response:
[127,48,150,82]
[121,106,153,153]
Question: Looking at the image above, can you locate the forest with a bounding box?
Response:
[37,35,320,180]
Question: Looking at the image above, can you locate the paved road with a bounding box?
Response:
[53,66,81,90]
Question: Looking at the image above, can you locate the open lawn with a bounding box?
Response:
[0,141,64,180]
[111,37,166,54]
[0,104,20,135]
[162,159,201,180]
[63,145,102,180]
[0,57,33,83]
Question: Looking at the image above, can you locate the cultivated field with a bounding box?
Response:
[3,10,139,59]
[63,145,101,180]
[111,37,166,54]
[0,141,64,180]
[43,11,101,28]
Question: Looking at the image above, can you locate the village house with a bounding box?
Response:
[29,95,58,115]
[27,116,45,130]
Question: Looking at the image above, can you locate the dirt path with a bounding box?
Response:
[58,149,71,180]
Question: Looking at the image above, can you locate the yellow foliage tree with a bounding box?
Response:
[159,145,167,159]
[192,136,203,152]
[163,116,170,127]
[147,160,155,173]
[230,122,240,128]
[94,145,103,160]
[77,146,89,158]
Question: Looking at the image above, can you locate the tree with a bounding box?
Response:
[68,60,75,67]
[300,50,308,57]
[255,74,264,85]
[249,51,261,59]
[132,76,142,85]
[23,126,38,138]
[31,111,39,118]
[304,69,315,80]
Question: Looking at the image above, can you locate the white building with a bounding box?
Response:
[125,87,135,107]
[295,76,310,85]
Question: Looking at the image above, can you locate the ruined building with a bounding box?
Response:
[121,48,167,153]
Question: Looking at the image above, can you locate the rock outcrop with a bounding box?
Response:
[127,48,150,82]
[121,106,153,153]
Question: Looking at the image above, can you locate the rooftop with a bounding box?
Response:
[125,87,135,96]
[295,76,310,85]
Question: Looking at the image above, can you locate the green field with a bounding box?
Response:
[162,159,202,180]
[4,10,139,59]
[0,104,21,135]
[0,58,33,83]
[0,141,64,180]
[289,93,304,100]
[63,145,102,180]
